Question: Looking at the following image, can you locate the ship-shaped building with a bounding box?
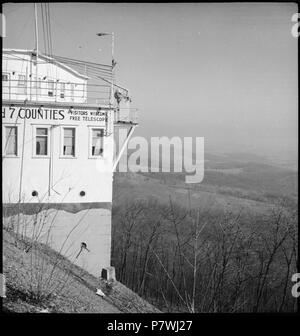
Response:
[2,47,137,277]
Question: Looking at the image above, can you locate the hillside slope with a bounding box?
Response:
[113,151,297,214]
[2,229,160,313]
[113,172,277,215]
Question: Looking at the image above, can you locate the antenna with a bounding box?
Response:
[96,32,115,106]
[111,32,114,107]
[34,3,39,101]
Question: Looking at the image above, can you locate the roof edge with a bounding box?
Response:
[3,48,90,80]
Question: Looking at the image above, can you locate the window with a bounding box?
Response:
[18,75,26,86]
[48,80,54,97]
[2,73,9,81]
[2,73,10,95]
[36,128,48,155]
[63,128,75,156]
[91,129,104,156]
[5,126,17,156]
[37,78,42,93]
[60,82,65,99]
[32,77,42,96]
[70,83,74,101]
[77,84,84,98]
[17,74,26,94]
[32,76,38,87]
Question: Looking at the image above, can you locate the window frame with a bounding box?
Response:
[32,125,51,158]
[70,83,75,102]
[2,72,9,82]
[31,76,42,97]
[47,80,54,97]
[3,124,19,158]
[60,126,78,159]
[76,83,85,98]
[17,74,27,95]
[18,74,26,86]
[88,126,105,159]
[60,82,65,99]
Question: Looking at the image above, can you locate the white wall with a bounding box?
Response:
[2,51,87,103]
[2,104,114,204]
[3,208,112,276]
[2,102,115,277]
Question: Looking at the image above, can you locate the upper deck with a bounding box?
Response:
[2,49,138,125]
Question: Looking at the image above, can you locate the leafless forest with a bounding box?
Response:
[112,198,298,312]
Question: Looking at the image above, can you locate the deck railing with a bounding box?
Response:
[2,79,110,104]
[2,78,138,124]
[115,107,138,124]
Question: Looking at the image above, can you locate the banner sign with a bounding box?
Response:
[2,106,107,125]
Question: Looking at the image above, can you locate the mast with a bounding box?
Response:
[110,32,115,107]
[34,3,39,101]
[96,32,115,107]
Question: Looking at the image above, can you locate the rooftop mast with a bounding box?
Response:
[96,32,115,107]
[111,32,114,107]
[34,3,39,101]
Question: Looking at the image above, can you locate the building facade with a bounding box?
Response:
[2,49,136,277]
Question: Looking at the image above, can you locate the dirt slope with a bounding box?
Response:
[2,229,160,313]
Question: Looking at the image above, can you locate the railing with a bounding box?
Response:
[2,78,139,124]
[115,107,138,124]
[2,79,111,105]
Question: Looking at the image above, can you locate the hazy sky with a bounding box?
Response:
[3,3,298,156]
